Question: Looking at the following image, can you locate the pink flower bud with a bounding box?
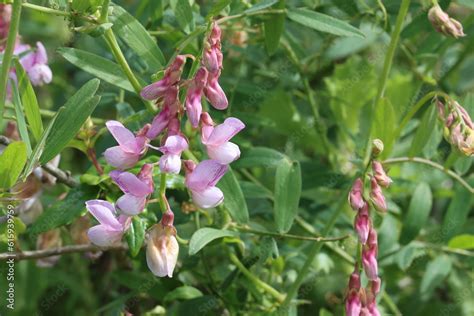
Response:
[204,71,228,110]
[346,291,362,316]
[428,5,465,38]
[146,224,179,277]
[372,161,392,188]
[362,245,378,280]
[354,203,371,244]
[370,178,387,212]
[185,68,208,128]
[140,55,186,100]
[348,178,365,211]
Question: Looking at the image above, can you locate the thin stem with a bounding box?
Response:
[364,0,411,164]
[0,244,127,261]
[0,0,21,128]
[103,29,154,112]
[21,2,97,24]
[280,184,351,309]
[159,173,168,213]
[383,157,473,193]
[234,226,348,243]
[216,9,286,24]
[183,149,199,163]
[382,291,403,316]
[99,0,111,23]
[228,253,286,303]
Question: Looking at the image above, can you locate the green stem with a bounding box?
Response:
[0,0,21,128]
[183,149,199,163]
[383,157,473,193]
[280,184,351,310]
[382,291,402,316]
[103,30,154,112]
[229,253,286,303]
[216,9,287,24]
[21,2,97,24]
[234,226,348,243]
[364,0,411,164]
[99,0,111,23]
[159,173,168,213]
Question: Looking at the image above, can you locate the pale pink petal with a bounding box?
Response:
[207,142,240,164]
[106,121,138,153]
[110,171,153,196]
[104,146,140,169]
[159,154,182,174]
[205,118,245,146]
[85,200,121,230]
[140,80,169,100]
[191,186,224,209]
[34,42,48,64]
[160,135,188,155]
[27,64,52,86]
[147,107,170,139]
[116,194,147,215]
[146,227,179,277]
[87,225,123,247]
[185,160,228,191]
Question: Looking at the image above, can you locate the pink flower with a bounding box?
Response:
[146,222,179,278]
[157,135,189,174]
[428,5,465,38]
[204,71,228,110]
[85,200,130,247]
[354,203,370,244]
[185,68,208,128]
[185,159,228,209]
[110,164,154,215]
[370,178,387,212]
[104,121,149,169]
[201,114,245,164]
[362,229,378,280]
[140,55,186,100]
[345,269,362,316]
[372,161,392,188]
[348,178,365,211]
[16,42,52,86]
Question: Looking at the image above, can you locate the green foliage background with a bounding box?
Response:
[0,0,473,315]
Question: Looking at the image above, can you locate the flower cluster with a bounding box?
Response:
[0,4,52,88]
[437,99,473,156]
[346,148,392,316]
[428,4,465,38]
[85,22,244,278]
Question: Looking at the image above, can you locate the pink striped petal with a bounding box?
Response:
[204,118,245,146]
[87,225,123,247]
[110,171,153,196]
[116,194,147,215]
[185,160,228,191]
[207,142,240,164]
[86,200,121,230]
[104,146,140,169]
[191,186,224,209]
[160,135,188,155]
[106,121,138,153]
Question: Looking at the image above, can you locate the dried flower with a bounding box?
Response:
[428,5,465,38]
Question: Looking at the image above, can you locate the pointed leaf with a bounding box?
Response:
[264,0,286,55]
[189,228,237,255]
[274,159,301,233]
[126,216,146,257]
[0,141,27,189]
[217,167,249,224]
[10,80,31,155]
[400,182,432,245]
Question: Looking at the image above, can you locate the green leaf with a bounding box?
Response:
[233,147,285,168]
[110,4,165,69]
[58,47,135,92]
[408,105,437,157]
[395,243,422,271]
[442,183,474,241]
[20,111,59,180]
[10,80,32,155]
[188,228,237,255]
[29,184,97,236]
[40,79,101,164]
[274,159,301,233]
[207,0,232,18]
[448,234,474,249]
[373,98,396,157]
[420,256,452,301]
[170,0,195,33]
[163,286,203,302]
[0,141,27,189]
[400,182,432,245]
[245,0,278,13]
[217,168,249,224]
[14,60,43,142]
[126,217,146,257]
[287,8,364,38]
[264,0,286,55]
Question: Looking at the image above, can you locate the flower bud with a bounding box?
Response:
[146,224,179,278]
[428,5,465,38]
[372,161,392,188]
[348,178,365,211]
[371,139,384,157]
[354,203,370,244]
[346,269,362,316]
[362,245,378,280]
[370,178,387,212]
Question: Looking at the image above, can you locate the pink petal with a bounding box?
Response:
[27,64,52,86]
[207,142,240,164]
[140,80,168,100]
[147,107,170,139]
[205,118,245,146]
[159,154,182,174]
[86,200,121,230]
[87,225,123,247]
[191,186,224,209]
[160,135,188,155]
[116,194,147,215]
[110,171,153,196]
[185,160,228,191]
[106,121,139,153]
[34,42,48,64]
[104,146,140,169]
